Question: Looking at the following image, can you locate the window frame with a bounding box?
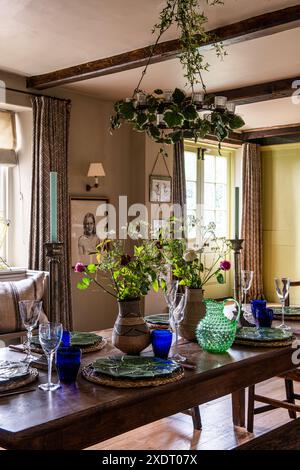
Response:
[0,165,9,262]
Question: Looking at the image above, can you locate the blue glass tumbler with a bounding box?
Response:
[56,347,81,384]
[61,330,71,347]
[151,329,172,359]
[251,300,267,320]
[256,308,274,328]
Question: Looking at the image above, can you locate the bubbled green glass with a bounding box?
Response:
[196,298,240,353]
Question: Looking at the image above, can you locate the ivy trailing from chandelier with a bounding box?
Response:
[110,0,245,146]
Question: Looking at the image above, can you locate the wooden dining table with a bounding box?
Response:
[0,327,298,450]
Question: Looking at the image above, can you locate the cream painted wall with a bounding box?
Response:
[262,143,300,304]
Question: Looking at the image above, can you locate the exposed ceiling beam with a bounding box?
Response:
[242,123,300,140]
[219,76,299,105]
[27,5,300,90]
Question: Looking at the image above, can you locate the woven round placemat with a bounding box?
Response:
[234,337,294,348]
[30,338,107,355]
[0,368,38,393]
[146,322,169,330]
[82,364,184,388]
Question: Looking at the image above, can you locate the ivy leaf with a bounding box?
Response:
[148,125,161,140]
[136,113,148,127]
[118,101,136,120]
[160,278,167,291]
[172,88,186,104]
[183,104,198,121]
[228,114,245,129]
[169,130,182,143]
[163,110,184,128]
[216,273,225,284]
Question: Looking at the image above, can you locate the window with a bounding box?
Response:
[184,143,232,240]
[0,110,15,264]
[0,166,8,262]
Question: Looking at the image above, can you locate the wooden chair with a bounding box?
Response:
[247,279,300,432]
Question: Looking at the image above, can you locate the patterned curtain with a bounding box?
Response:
[173,140,187,235]
[241,143,264,299]
[29,96,73,328]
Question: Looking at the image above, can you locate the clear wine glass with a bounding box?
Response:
[275,278,291,331]
[38,322,63,391]
[171,290,188,363]
[241,270,254,321]
[163,278,179,322]
[19,300,42,362]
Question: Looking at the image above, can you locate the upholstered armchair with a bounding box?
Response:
[0,269,49,345]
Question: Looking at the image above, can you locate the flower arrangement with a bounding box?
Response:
[160,221,231,289]
[75,238,164,301]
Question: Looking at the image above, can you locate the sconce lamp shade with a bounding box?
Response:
[87,162,105,177]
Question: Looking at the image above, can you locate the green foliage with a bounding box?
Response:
[159,219,231,289]
[75,237,165,301]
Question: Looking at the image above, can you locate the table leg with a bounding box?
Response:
[232,389,246,427]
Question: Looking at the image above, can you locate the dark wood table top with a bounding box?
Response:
[0,328,298,450]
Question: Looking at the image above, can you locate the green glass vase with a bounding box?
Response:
[196,298,240,353]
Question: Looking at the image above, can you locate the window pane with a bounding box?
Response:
[204,183,215,210]
[187,210,197,239]
[215,184,227,210]
[216,156,227,183]
[204,210,215,227]
[184,151,197,181]
[204,155,215,182]
[215,211,227,236]
[186,181,197,210]
[0,111,14,149]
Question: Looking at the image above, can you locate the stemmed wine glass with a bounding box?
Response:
[38,322,63,391]
[275,278,291,331]
[241,270,254,320]
[19,300,43,362]
[163,278,179,323]
[170,290,188,363]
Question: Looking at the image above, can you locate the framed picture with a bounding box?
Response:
[149,175,172,203]
[70,196,109,267]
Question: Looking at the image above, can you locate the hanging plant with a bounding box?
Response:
[110,0,245,146]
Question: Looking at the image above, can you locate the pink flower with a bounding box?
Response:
[220,260,231,271]
[74,262,85,273]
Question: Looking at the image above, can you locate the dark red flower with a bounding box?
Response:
[220,260,231,271]
[74,262,85,273]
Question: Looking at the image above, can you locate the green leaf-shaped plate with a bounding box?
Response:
[236,327,293,342]
[145,314,169,325]
[272,307,300,317]
[91,356,180,379]
[31,331,102,347]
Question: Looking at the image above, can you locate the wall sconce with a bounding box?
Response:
[86,163,105,191]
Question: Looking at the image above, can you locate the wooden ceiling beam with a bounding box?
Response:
[27,5,300,90]
[242,123,300,140]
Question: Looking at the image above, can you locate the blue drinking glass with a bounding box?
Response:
[256,308,274,328]
[151,329,172,359]
[251,300,267,320]
[56,347,81,384]
[61,330,71,347]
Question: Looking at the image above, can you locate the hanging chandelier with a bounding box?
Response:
[110,0,245,146]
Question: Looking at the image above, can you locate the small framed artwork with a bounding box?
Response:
[149,175,172,203]
[70,196,109,267]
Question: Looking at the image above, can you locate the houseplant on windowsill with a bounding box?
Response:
[161,221,231,341]
[75,238,164,354]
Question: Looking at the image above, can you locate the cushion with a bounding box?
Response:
[0,272,48,333]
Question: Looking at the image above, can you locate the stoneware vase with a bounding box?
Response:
[112,299,151,354]
[179,288,206,342]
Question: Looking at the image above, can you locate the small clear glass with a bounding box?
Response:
[275,278,291,331]
[19,300,42,362]
[171,290,188,362]
[241,270,254,320]
[163,279,179,324]
[38,322,63,391]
